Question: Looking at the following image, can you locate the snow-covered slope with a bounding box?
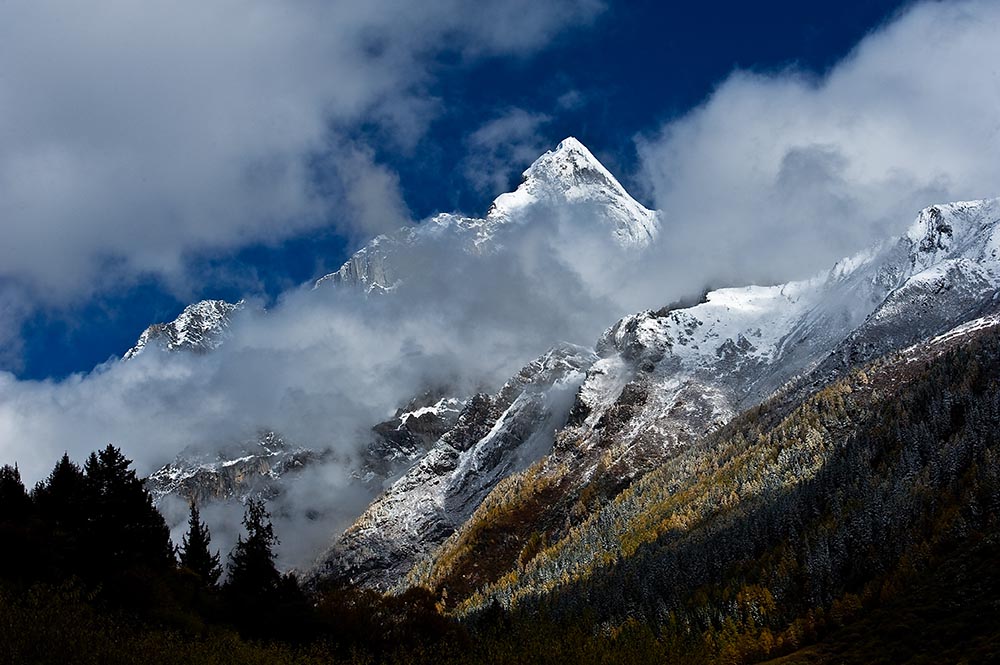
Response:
[312,343,596,589]
[487,137,659,247]
[357,394,467,490]
[564,199,1000,473]
[124,299,243,360]
[145,392,468,509]
[315,137,659,292]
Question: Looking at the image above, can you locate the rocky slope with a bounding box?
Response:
[387,198,1000,606]
[145,393,468,509]
[123,299,243,360]
[312,344,596,589]
[145,430,319,505]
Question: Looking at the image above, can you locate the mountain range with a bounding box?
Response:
[126,138,1000,660]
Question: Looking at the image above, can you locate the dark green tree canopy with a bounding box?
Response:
[82,445,174,572]
[33,453,87,527]
[179,501,222,587]
[226,498,281,598]
[0,463,30,523]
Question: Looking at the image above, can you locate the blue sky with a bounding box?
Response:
[0,0,942,379]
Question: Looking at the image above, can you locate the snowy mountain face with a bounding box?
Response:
[139,137,658,519]
[145,431,320,505]
[560,199,1000,476]
[311,343,596,590]
[145,391,468,511]
[314,137,659,292]
[305,162,1000,595]
[118,136,1000,609]
[816,200,1000,373]
[123,299,243,360]
[486,136,659,248]
[356,393,467,490]
[380,198,1000,603]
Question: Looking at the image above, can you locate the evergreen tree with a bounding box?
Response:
[82,444,174,572]
[33,453,86,527]
[226,498,280,598]
[0,464,30,523]
[179,501,222,586]
[0,463,34,574]
[29,453,90,578]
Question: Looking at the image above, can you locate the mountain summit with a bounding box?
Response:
[487,137,659,247]
[315,137,660,291]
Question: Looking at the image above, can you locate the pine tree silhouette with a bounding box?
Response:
[0,464,30,523]
[83,444,174,573]
[33,453,86,527]
[0,463,35,574]
[179,501,222,586]
[226,498,281,598]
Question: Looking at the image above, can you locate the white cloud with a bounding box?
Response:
[463,108,553,194]
[556,89,586,111]
[0,0,602,306]
[637,0,1000,287]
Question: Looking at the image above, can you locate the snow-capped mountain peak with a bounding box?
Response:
[123,299,243,360]
[315,138,661,292]
[903,198,1000,274]
[487,136,659,247]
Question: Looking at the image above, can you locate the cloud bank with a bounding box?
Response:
[0,0,601,306]
[636,0,1000,287]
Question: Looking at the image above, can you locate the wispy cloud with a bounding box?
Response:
[636,0,1000,287]
[463,109,553,195]
[0,0,602,348]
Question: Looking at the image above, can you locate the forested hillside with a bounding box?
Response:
[448,316,1000,662]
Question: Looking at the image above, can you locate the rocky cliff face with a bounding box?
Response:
[311,344,596,590]
[124,299,243,360]
[145,431,319,505]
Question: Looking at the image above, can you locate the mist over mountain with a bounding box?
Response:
[2,2,1000,663]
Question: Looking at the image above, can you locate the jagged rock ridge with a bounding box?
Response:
[124,299,243,360]
[312,343,596,589]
